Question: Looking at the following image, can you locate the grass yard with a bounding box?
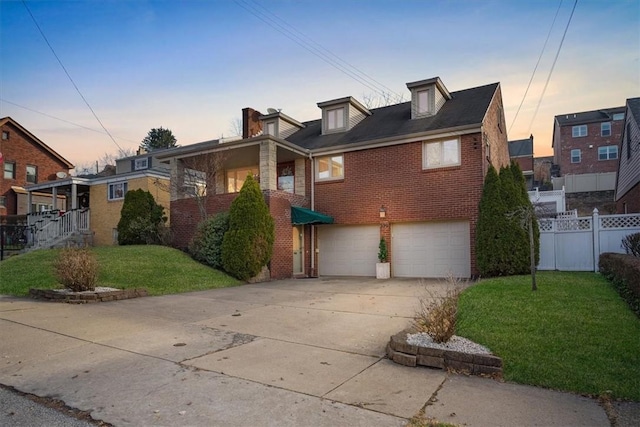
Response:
[457,271,640,401]
[0,245,240,296]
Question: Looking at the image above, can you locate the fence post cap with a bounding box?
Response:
[593,208,599,215]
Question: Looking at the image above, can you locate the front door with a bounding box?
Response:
[293,225,304,275]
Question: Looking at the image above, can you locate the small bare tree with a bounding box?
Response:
[229,117,243,137]
[156,152,226,221]
[361,91,404,109]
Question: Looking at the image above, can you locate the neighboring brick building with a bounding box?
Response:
[615,97,640,213]
[551,106,626,214]
[159,76,510,279]
[0,117,73,215]
[508,135,534,189]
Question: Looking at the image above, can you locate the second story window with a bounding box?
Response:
[26,165,37,184]
[572,125,587,138]
[326,107,345,131]
[571,149,581,163]
[315,155,344,181]
[423,138,460,169]
[134,158,149,170]
[4,161,15,179]
[598,145,618,160]
[1,131,9,140]
[227,167,258,193]
[613,113,625,121]
[601,122,611,137]
[417,89,430,115]
[265,122,276,136]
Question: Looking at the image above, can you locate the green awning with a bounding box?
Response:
[291,206,334,225]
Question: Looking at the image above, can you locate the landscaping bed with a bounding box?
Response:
[29,287,148,303]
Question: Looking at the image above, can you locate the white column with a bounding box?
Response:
[52,187,58,210]
[71,183,78,210]
[27,191,33,214]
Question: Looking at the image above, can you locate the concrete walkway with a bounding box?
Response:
[0,278,614,426]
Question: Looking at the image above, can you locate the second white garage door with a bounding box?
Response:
[392,221,471,278]
[318,225,380,276]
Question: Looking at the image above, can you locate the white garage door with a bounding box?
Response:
[392,221,471,278]
[318,225,380,276]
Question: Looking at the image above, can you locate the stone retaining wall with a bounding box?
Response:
[29,288,148,304]
[387,331,503,377]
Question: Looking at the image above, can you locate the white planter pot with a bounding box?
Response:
[376,262,390,279]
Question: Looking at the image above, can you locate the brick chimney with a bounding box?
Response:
[242,107,263,139]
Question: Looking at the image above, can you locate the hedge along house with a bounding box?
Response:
[159,76,510,279]
[24,151,170,248]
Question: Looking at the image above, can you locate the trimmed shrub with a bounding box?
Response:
[621,232,640,257]
[221,175,275,281]
[378,237,388,262]
[53,247,99,292]
[117,189,167,245]
[413,276,464,343]
[599,252,640,316]
[189,212,230,269]
[476,165,509,276]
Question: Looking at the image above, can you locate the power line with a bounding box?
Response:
[508,0,564,135]
[233,0,404,103]
[21,0,127,155]
[0,98,140,145]
[527,0,579,134]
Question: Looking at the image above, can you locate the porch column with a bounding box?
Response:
[71,183,78,210]
[259,140,277,191]
[27,191,33,214]
[52,187,58,210]
[294,158,306,196]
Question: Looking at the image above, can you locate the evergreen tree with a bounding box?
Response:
[140,127,177,151]
[510,161,541,268]
[221,175,275,280]
[476,165,508,276]
[117,189,167,245]
[500,165,529,274]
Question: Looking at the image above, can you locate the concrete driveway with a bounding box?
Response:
[0,278,610,426]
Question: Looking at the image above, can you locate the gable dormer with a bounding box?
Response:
[406,77,452,119]
[260,111,305,139]
[317,96,371,135]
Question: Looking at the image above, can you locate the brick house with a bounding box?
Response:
[615,97,640,213]
[508,135,534,189]
[551,106,626,214]
[25,151,170,247]
[0,117,74,215]
[158,77,510,279]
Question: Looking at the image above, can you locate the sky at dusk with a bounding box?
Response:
[1,0,639,171]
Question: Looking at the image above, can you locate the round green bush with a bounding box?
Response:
[189,212,229,269]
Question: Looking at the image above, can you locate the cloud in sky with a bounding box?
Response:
[1,0,638,169]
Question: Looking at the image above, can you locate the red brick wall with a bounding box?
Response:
[313,133,485,275]
[514,156,534,172]
[0,121,71,215]
[556,120,623,175]
[617,182,640,213]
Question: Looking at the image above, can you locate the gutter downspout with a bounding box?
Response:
[309,152,316,276]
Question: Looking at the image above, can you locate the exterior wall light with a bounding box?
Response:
[379,206,386,218]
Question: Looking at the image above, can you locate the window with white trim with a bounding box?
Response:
[423,138,460,169]
[613,113,625,121]
[3,161,15,179]
[134,157,149,170]
[26,165,37,184]
[601,122,611,137]
[571,149,581,163]
[315,155,344,181]
[417,89,430,115]
[108,181,128,201]
[572,125,587,137]
[265,121,276,136]
[227,166,258,193]
[326,107,345,131]
[598,145,618,160]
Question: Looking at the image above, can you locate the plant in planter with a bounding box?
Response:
[376,237,390,279]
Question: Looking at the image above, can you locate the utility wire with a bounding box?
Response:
[527,0,579,134]
[234,0,403,103]
[21,0,126,154]
[508,0,563,135]
[0,98,140,145]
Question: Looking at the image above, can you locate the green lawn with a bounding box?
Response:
[457,271,640,401]
[0,245,240,296]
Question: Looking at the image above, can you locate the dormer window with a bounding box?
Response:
[265,121,276,136]
[318,97,370,135]
[407,77,451,119]
[134,157,149,170]
[327,107,345,131]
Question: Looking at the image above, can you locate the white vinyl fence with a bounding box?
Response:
[538,209,640,272]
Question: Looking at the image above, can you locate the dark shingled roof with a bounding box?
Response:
[627,97,640,122]
[286,83,499,151]
[555,106,625,126]
[508,138,533,157]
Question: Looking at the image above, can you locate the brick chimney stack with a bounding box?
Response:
[242,107,263,139]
